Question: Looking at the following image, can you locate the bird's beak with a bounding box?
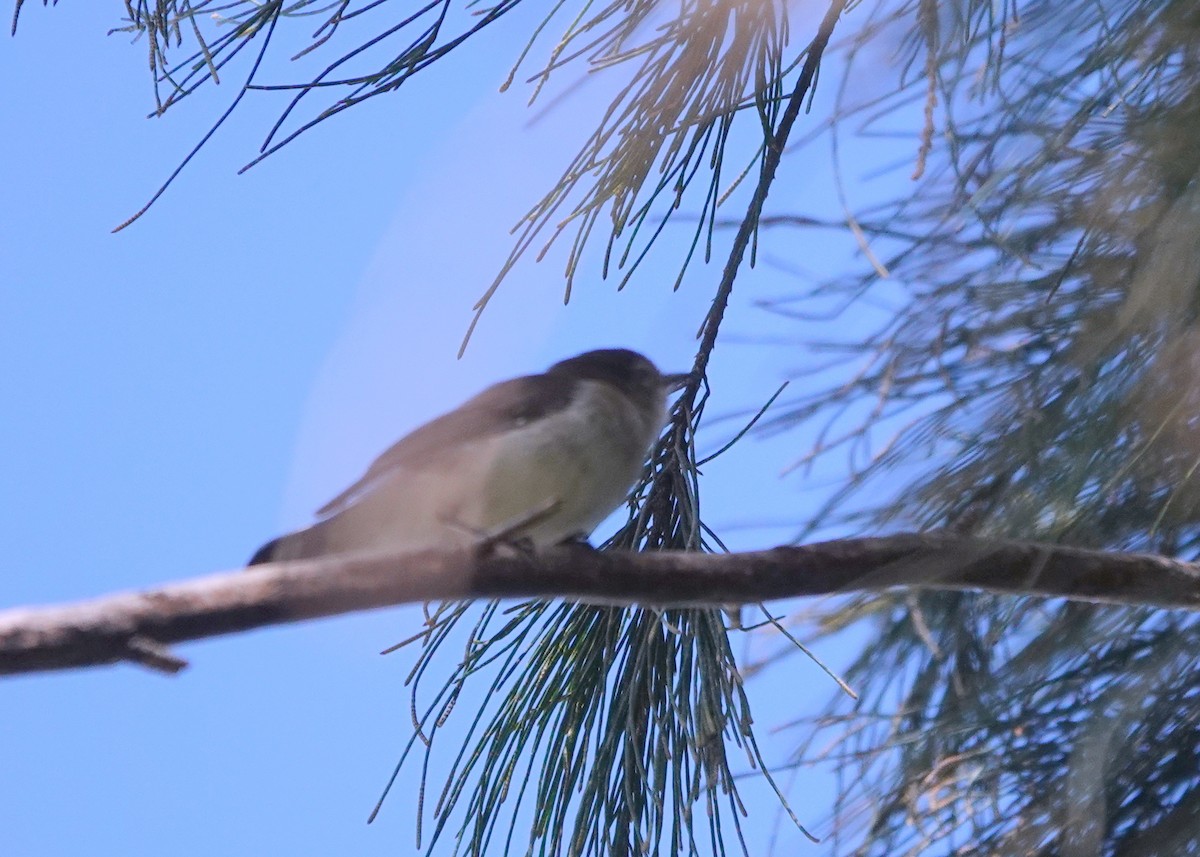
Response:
[662,372,692,392]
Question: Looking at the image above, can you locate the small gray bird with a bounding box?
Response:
[248,349,688,565]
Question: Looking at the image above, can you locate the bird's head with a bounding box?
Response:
[549,349,691,411]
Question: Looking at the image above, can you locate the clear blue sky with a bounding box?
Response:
[2,5,894,854]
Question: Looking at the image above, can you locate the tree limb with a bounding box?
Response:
[4,532,1199,677]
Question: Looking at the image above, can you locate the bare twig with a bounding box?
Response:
[4,533,1199,677]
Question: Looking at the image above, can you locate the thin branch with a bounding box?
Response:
[687,0,847,393]
[4,533,1200,677]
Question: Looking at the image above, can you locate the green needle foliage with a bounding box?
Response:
[757,0,1200,853]
[57,0,792,266]
[388,602,777,856]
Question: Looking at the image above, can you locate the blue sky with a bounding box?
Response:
[2,4,895,854]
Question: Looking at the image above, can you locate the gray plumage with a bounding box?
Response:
[248,349,686,565]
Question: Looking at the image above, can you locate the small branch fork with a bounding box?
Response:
[4,533,1199,677]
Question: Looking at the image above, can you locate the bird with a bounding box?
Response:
[248,348,689,565]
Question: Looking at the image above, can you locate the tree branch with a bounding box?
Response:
[5,532,1199,677]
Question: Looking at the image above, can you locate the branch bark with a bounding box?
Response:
[4,532,1200,677]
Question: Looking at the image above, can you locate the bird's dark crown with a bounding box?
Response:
[548,349,671,407]
[550,348,663,385]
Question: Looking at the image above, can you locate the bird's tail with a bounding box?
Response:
[247,536,284,566]
[246,524,328,566]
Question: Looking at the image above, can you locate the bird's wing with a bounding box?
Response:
[314,374,575,518]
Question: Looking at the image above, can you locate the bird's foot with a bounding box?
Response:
[476,534,538,561]
[472,497,565,560]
